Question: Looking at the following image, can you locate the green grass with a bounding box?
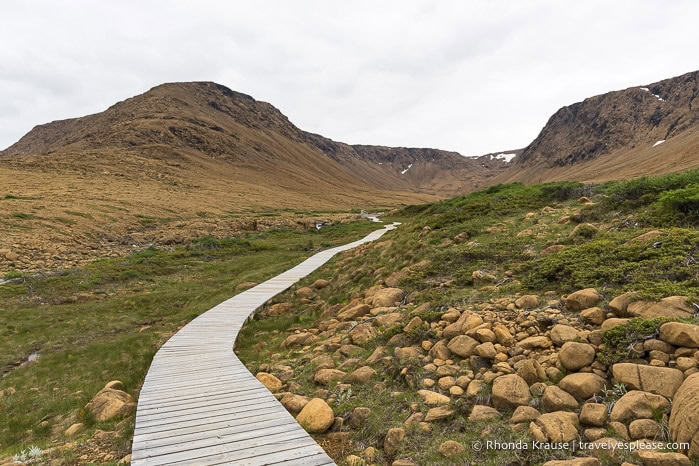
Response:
[11,212,39,220]
[0,219,379,458]
[233,168,699,466]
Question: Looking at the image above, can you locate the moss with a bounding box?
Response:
[521,229,699,299]
[598,317,673,365]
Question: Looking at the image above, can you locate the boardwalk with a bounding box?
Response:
[131,223,398,465]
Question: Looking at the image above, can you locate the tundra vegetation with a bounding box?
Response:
[1,168,698,465]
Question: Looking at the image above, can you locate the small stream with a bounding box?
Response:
[2,351,40,378]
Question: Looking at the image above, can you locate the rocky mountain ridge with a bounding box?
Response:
[1,81,508,197]
[498,70,699,184]
[516,70,698,167]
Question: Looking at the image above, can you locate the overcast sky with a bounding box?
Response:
[1,1,698,156]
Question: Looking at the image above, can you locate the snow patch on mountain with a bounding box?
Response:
[491,153,517,163]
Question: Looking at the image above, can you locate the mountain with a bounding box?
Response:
[1,82,506,198]
[498,70,699,183]
[0,82,507,273]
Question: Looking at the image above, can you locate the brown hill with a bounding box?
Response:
[498,69,699,183]
[1,82,505,197]
[0,82,505,273]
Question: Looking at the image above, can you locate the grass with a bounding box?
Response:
[11,212,39,220]
[0,218,379,459]
[233,168,699,465]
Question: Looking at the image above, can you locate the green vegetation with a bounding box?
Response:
[598,317,673,365]
[580,167,699,227]
[0,219,378,459]
[3,167,698,463]
[522,228,699,298]
[11,212,38,220]
[234,168,699,465]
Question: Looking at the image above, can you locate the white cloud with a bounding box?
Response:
[1,0,698,155]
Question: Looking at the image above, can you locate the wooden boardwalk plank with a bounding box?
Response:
[131,224,397,465]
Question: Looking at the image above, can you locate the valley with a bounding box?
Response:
[1,70,699,465]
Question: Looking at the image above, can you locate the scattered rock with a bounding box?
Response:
[492,374,531,409]
[588,438,625,460]
[344,455,365,466]
[600,317,631,332]
[515,359,548,385]
[384,427,406,455]
[629,419,662,440]
[610,391,669,423]
[295,286,314,298]
[282,332,318,347]
[660,322,699,348]
[542,385,579,412]
[453,232,470,244]
[256,372,283,392]
[312,279,330,289]
[313,368,346,385]
[533,411,579,443]
[346,366,377,385]
[469,405,501,421]
[85,385,134,422]
[280,393,310,414]
[267,302,293,315]
[424,406,455,422]
[518,336,553,350]
[349,407,372,428]
[558,373,606,400]
[371,288,404,307]
[439,440,465,457]
[669,373,699,459]
[447,335,480,358]
[580,307,606,325]
[349,323,378,346]
[579,403,608,427]
[541,245,566,256]
[338,303,372,321]
[417,389,451,405]
[475,342,497,359]
[542,459,600,466]
[394,346,423,361]
[515,295,539,309]
[612,363,684,398]
[104,380,124,390]
[559,342,596,371]
[296,398,334,433]
[608,291,640,316]
[374,312,403,328]
[627,297,694,319]
[634,450,691,466]
[562,288,602,312]
[64,423,85,437]
[550,325,581,347]
[472,270,496,285]
[403,316,422,333]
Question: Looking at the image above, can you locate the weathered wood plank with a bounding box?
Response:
[131,224,397,465]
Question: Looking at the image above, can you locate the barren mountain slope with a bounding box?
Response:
[0,83,450,273]
[498,70,699,183]
[1,82,505,197]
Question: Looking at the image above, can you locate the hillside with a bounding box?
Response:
[0,82,507,274]
[498,70,699,183]
[0,81,506,197]
[3,70,699,275]
[235,169,699,465]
